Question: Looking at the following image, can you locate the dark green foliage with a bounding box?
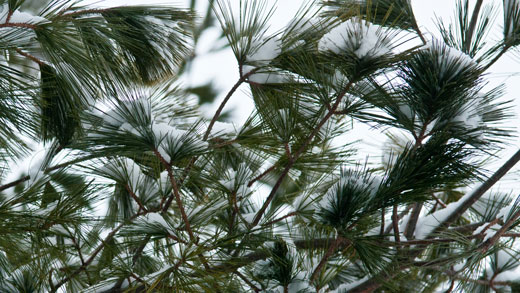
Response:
[0,0,520,292]
[39,63,80,145]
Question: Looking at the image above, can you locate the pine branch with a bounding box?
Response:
[250,82,353,227]
[310,237,349,284]
[154,149,195,241]
[203,68,257,140]
[404,202,422,239]
[16,48,46,66]
[0,22,38,29]
[478,207,520,252]
[0,154,99,192]
[125,184,148,212]
[51,210,151,292]
[464,0,483,53]
[434,149,520,233]
[392,204,401,244]
[247,164,276,187]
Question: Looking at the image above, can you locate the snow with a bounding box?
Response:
[246,35,282,64]
[496,249,518,270]
[332,276,370,292]
[242,34,286,83]
[494,265,520,283]
[151,123,186,140]
[318,18,391,59]
[414,188,475,239]
[242,212,256,223]
[497,201,515,221]
[243,65,287,84]
[119,122,141,136]
[28,156,45,185]
[452,97,483,132]
[209,121,237,138]
[399,104,414,120]
[101,158,143,191]
[425,40,476,76]
[0,4,48,24]
[483,223,501,242]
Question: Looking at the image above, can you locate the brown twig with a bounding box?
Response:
[465,0,484,54]
[235,270,260,292]
[250,83,353,227]
[435,149,520,232]
[262,212,297,227]
[0,22,38,29]
[203,69,256,141]
[310,237,349,284]
[16,48,45,66]
[247,164,277,187]
[154,150,196,242]
[392,205,401,245]
[125,184,148,212]
[51,211,149,292]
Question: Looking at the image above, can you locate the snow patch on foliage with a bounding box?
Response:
[318,18,391,58]
[0,4,48,24]
[101,158,143,192]
[247,35,281,63]
[415,186,484,239]
[243,35,287,84]
[424,40,476,77]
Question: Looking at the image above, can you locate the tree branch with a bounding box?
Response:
[51,211,149,292]
[203,69,257,140]
[250,83,352,227]
[154,149,196,241]
[465,0,483,53]
[434,149,520,233]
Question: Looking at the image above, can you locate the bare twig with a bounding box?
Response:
[125,184,148,212]
[392,205,401,245]
[154,150,196,241]
[250,83,353,227]
[247,164,277,187]
[16,48,45,66]
[465,0,484,53]
[203,69,257,140]
[51,211,149,292]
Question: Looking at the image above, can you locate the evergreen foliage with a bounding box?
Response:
[1,0,520,292]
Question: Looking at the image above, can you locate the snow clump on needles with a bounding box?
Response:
[318,17,392,59]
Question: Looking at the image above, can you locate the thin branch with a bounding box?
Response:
[0,154,99,192]
[59,8,111,18]
[262,212,297,227]
[154,149,196,241]
[0,175,29,192]
[15,48,45,66]
[235,270,260,293]
[250,83,352,227]
[51,211,149,292]
[0,22,38,29]
[310,237,349,284]
[392,205,401,245]
[247,164,276,187]
[479,208,520,252]
[380,207,385,235]
[436,148,520,232]
[203,69,256,140]
[465,0,483,53]
[431,193,447,208]
[385,204,413,234]
[404,202,422,239]
[125,184,148,212]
